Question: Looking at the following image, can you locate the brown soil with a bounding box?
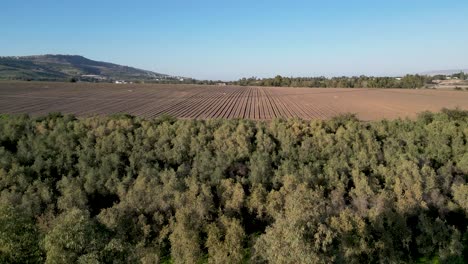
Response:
[1,82,467,120]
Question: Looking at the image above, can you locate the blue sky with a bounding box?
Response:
[1,0,467,80]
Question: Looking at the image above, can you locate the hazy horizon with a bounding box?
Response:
[1,0,468,80]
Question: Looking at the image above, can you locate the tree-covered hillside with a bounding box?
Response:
[0,111,467,263]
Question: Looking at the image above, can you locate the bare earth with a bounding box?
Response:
[1,82,468,120]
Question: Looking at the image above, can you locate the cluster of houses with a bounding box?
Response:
[81,75,107,81]
[150,76,186,82]
[114,80,133,84]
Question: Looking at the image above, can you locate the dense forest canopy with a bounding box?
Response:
[0,110,467,263]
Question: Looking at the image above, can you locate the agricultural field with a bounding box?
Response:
[1,81,468,120]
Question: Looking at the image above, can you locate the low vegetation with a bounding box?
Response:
[0,110,467,263]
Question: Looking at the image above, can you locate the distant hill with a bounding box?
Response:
[420,69,468,76]
[0,55,172,81]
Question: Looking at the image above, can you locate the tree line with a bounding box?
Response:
[233,75,436,88]
[0,110,467,263]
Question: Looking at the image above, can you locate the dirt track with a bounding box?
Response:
[1,82,467,120]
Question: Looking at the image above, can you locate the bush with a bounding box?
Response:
[441,107,468,121]
[0,111,467,263]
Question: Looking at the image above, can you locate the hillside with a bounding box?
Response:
[0,55,170,81]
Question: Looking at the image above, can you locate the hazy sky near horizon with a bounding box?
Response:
[1,0,468,80]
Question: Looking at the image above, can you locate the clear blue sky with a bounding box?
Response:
[1,0,467,80]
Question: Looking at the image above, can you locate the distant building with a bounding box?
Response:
[395,77,402,81]
[115,80,127,84]
[82,75,106,80]
[217,82,227,86]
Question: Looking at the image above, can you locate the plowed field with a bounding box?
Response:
[1,82,467,120]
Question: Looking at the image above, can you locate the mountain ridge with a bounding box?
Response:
[0,54,173,81]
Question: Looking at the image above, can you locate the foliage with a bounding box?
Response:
[0,111,467,263]
[233,74,434,88]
